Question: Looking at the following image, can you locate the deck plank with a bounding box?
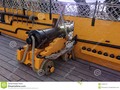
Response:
[62,60,120,81]
[0,34,120,81]
[54,61,99,81]
[0,66,21,81]
[0,75,8,81]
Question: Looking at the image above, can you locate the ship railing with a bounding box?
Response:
[0,0,119,22]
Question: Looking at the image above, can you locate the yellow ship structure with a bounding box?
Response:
[0,0,120,75]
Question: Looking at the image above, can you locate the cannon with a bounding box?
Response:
[26,21,74,48]
[17,19,75,75]
[26,28,66,48]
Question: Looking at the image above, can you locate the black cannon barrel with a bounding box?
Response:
[26,28,65,48]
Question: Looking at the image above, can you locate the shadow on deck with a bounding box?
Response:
[0,34,120,81]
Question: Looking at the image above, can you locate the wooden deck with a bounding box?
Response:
[0,34,120,81]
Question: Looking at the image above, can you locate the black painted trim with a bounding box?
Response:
[0,19,53,26]
[77,39,120,49]
[0,28,30,34]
